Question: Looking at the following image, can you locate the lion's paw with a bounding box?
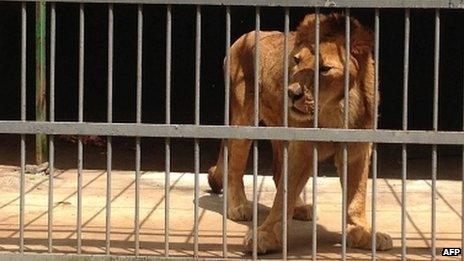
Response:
[227,202,252,221]
[375,232,393,250]
[207,166,223,194]
[347,225,393,251]
[293,204,314,221]
[243,228,281,254]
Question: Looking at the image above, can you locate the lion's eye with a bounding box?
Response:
[293,55,301,64]
[320,65,332,74]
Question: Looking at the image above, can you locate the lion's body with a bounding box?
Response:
[208,13,392,254]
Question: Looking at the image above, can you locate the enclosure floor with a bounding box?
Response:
[0,166,462,260]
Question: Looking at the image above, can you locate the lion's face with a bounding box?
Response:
[288,40,351,123]
[287,13,374,126]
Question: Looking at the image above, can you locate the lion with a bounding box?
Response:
[207,13,393,253]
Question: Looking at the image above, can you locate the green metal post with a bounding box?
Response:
[36,1,48,164]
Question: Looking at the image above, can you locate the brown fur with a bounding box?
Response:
[208,13,392,253]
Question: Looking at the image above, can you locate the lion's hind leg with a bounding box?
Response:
[208,76,256,221]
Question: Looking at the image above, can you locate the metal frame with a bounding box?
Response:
[164,4,172,257]
[1,122,463,144]
[371,8,380,259]
[106,3,113,255]
[2,0,464,8]
[2,1,461,260]
[252,6,260,259]
[48,2,56,253]
[401,8,410,260]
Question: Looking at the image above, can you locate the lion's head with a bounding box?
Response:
[288,13,375,126]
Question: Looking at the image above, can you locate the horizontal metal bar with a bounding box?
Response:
[2,0,464,8]
[1,121,464,144]
[0,253,246,261]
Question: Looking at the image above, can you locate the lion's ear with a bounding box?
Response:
[351,25,374,58]
[295,14,316,44]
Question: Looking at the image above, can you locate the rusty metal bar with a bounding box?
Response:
[36,0,48,165]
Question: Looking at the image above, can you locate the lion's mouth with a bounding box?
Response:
[290,105,310,116]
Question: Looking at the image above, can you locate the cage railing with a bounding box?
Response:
[1,1,463,261]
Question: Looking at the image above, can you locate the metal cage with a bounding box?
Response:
[0,0,463,260]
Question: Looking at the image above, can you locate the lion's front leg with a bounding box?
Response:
[271,140,313,221]
[335,143,393,251]
[244,141,312,254]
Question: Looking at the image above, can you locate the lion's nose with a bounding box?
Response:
[288,83,303,101]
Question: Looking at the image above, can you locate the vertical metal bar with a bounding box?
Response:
[341,145,348,261]
[462,51,464,261]
[431,9,440,261]
[78,2,84,126]
[77,3,84,254]
[341,8,350,261]
[401,9,410,261]
[371,8,380,261]
[341,147,348,260]
[313,9,320,130]
[312,8,320,261]
[19,2,26,253]
[134,4,143,256]
[194,5,201,258]
[401,149,407,257]
[19,136,25,252]
[433,10,440,133]
[165,4,172,257]
[371,152,378,258]
[106,3,113,255]
[343,10,350,130]
[431,147,437,259]
[281,7,289,260]
[222,5,231,258]
[35,0,47,164]
[48,3,56,253]
[136,6,142,126]
[21,3,26,129]
[252,6,260,260]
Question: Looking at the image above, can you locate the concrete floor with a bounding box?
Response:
[0,166,462,260]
